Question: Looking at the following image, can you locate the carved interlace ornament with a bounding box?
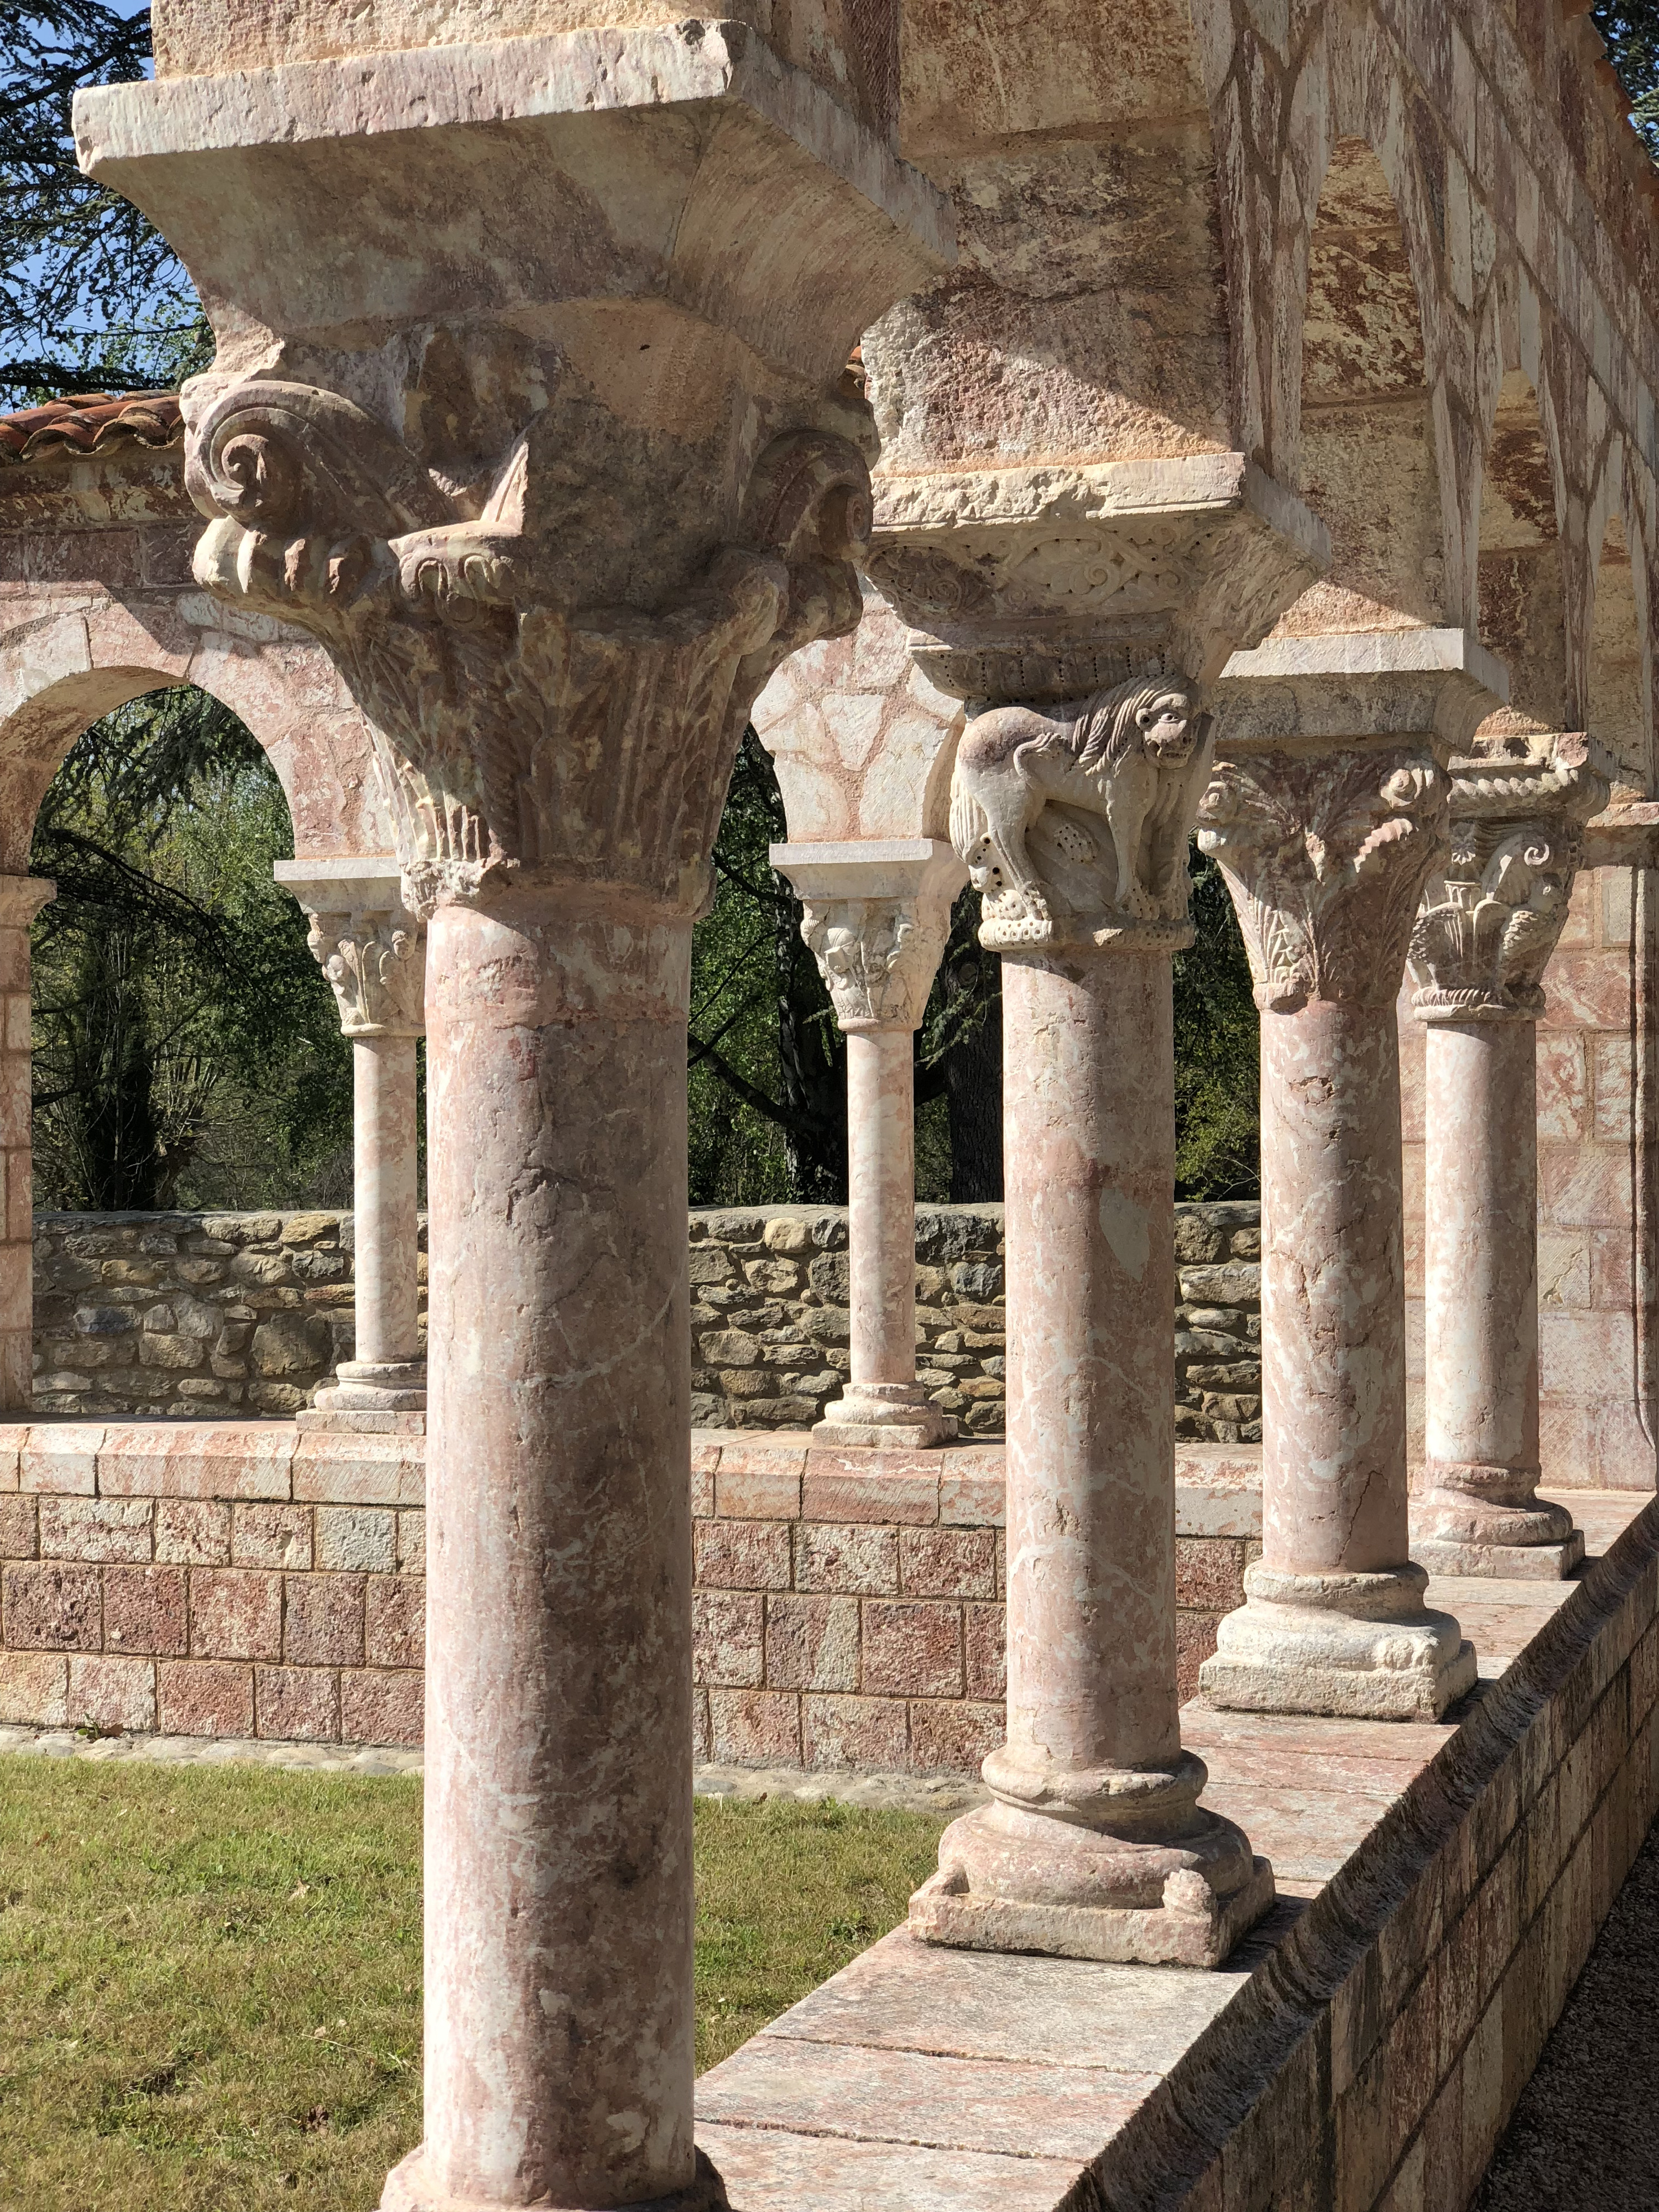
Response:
[302,902,425,1039]
[1197,749,1451,1010]
[1408,734,1613,1022]
[949,674,1214,954]
[800,897,951,1031]
[184,380,872,914]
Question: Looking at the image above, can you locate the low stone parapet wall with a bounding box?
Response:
[690,1436,1261,1771]
[0,1420,1261,1765]
[27,1203,1263,1442]
[1079,1497,1659,2210]
[0,1421,424,1746]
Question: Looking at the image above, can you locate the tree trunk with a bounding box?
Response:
[944,947,1003,1204]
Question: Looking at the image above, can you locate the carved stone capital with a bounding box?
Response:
[771,840,965,1032]
[1197,748,1451,1011]
[0,877,56,931]
[946,673,1215,956]
[865,454,1328,706]
[1409,732,1614,1022]
[275,860,425,1037]
[83,28,951,927]
[186,380,876,918]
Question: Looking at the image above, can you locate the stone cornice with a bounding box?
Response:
[1211,629,1511,755]
[75,20,951,385]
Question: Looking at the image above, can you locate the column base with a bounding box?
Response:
[1198,1562,1477,1721]
[1408,1531,1584,1580]
[811,1382,956,1450]
[908,1749,1274,1968]
[382,2146,729,2212]
[1409,1466,1583,1578]
[315,1359,428,1414]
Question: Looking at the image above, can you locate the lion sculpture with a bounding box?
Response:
[949,674,1213,944]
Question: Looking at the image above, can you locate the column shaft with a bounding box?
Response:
[1197,737,1475,1722]
[0,883,53,1411]
[846,1026,917,1392]
[1426,1021,1536,1474]
[352,1034,421,1369]
[1412,1020,1579,1572]
[1002,952,1180,1772]
[1259,1000,1411,1575]
[911,939,1269,1967]
[412,889,709,2212]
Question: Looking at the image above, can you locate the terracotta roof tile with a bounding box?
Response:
[0,390,184,465]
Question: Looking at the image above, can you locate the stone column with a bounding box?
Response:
[1407,734,1613,1575]
[0,877,53,1410]
[770,839,963,1447]
[275,859,427,1419]
[1196,638,1499,1719]
[856,438,1324,1964]
[86,17,949,2192]
[902,667,1286,1965]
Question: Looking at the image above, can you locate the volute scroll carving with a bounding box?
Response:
[1197,749,1451,1011]
[186,378,873,917]
[1407,734,1613,1022]
[948,672,1214,955]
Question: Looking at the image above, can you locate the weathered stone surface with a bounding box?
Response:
[33,1211,428,1417]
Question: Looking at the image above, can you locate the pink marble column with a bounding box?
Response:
[845,1022,923,1396]
[350,1032,422,1374]
[773,841,963,1449]
[0,878,53,1410]
[276,860,427,1420]
[397,885,719,2212]
[910,676,1271,1968]
[1407,739,1611,1574]
[1198,743,1477,1721]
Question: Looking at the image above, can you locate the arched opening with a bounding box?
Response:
[1589,512,1649,796]
[26,681,352,1214]
[1293,136,1443,633]
[1475,370,1568,741]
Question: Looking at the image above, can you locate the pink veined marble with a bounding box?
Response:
[1198,739,1475,1722]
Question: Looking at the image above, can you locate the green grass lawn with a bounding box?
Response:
[0,1757,944,2211]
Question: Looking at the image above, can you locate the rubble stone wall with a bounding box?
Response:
[690,1199,1261,1441]
[28,1202,1263,1437]
[30,1211,430,1420]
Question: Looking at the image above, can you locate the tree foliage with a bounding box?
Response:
[1596,5,1659,155]
[0,6,211,406]
[30,688,354,1210]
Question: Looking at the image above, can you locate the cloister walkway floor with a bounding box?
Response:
[695,1490,1649,2210]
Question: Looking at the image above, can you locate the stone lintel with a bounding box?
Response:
[1212,627,1510,754]
[865,455,1328,703]
[75,20,952,380]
